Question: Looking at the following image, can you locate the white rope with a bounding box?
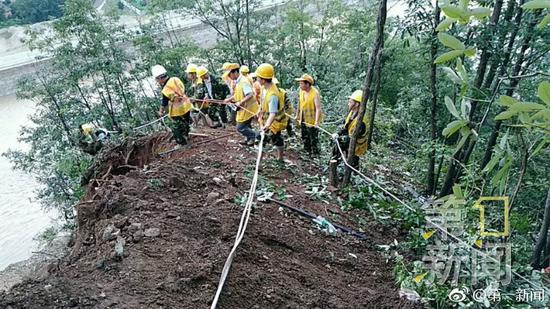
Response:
[133,115,168,130]
[211,132,266,309]
[322,124,549,292]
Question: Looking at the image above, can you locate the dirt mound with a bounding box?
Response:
[1,129,418,308]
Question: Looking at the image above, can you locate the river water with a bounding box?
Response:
[0,95,55,271]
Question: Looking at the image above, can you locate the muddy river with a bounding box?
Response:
[0,95,55,271]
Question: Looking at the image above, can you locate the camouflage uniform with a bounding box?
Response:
[200,74,230,124]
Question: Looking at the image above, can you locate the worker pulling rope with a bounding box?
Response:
[308,120,550,293]
[210,131,266,309]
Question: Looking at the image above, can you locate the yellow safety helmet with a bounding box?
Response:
[255,63,274,79]
[197,66,208,78]
[240,65,250,74]
[225,63,240,71]
[221,62,232,71]
[349,90,363,103]
[295,73,314,85]
[185,63,197,73]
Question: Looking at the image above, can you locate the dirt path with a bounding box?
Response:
[0,128,418,308]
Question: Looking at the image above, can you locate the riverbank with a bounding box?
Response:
[0,234,71,291]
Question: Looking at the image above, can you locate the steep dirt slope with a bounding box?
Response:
[0,128,418,309]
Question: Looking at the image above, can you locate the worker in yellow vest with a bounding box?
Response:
[240,65,254,85]
[254,63,288,161]
[295,73,323,155]
[223,63,259,146]
[153,65,193,147]
[331,90,369,168]
[78,123,110,155]
[273,77,295,137]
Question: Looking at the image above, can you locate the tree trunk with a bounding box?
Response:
[329,159,338,187]
[37,74,75,146]
[438,0,505,197]
[468,0,504,118]
[532,189,550,269]
[427,2,441,196]
[116,75,133,119]
[245,0,252,66]
[299,21,307,71]
[341,0,386,187]
[161,14,175,48]
[100,70,119,128]
[481,0,517,92]
[508,136,528,211]
[75,83,93,112]
[481,6,539,170]
[365,48,383,150]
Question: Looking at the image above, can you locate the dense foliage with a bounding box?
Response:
[3,0,549,306]
[1,0,64,26]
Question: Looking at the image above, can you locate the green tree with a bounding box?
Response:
[11,0,64,23]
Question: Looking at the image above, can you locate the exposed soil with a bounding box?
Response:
[0,128,419,309]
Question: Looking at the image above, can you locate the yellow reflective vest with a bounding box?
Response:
[161,77,193,118]
[297,87,323,127]
[261,84,288,134]
[234,76,259,123]
[345,110,369,156]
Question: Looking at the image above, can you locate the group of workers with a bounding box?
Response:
[150,62,370,168]
[77,60,370,180]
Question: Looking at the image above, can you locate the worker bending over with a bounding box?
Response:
[79,123,110,155]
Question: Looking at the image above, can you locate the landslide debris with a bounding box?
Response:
[1,129,418,309]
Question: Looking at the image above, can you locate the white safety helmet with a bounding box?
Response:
[151,65,167,79]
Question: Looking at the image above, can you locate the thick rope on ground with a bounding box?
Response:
[210,132,265,309]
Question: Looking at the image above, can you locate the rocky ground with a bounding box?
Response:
[0,127,420,309]
[0,235,70,292]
